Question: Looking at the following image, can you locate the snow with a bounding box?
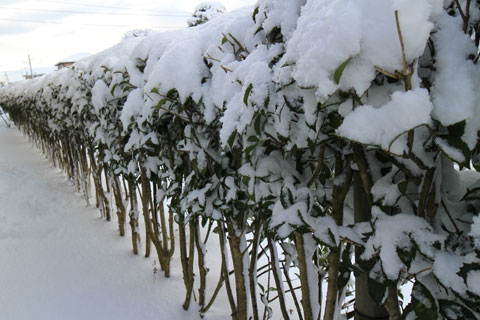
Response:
[0,122,228,320]
[146,31,208,104]
[337,88,433,154]
[1,1,480,318]
[471,215,480,238]
[91,80,111,112]
[362,209,443,280]
[371,171,402,206]
[303,234,320,320]
[56,53,91,65]
[467,270,480,295]
[280,0,362,100]
[270,195,308,239]
[278,0,440,99]
[433,253,467,295]
[187,2,226,27]
[121,88,144,132]
[431,13,477,128]
[257,0,306,40]
[435,137,466,163]
[471,215,480,250]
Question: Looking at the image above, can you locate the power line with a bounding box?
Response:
[0,17,183,29]
[29,0,190,15]
[0,6,190,17]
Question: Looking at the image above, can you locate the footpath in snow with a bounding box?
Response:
[0,122,227,320]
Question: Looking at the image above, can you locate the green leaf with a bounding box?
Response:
[457,262,480,283]
[252,6,259,23]
[280,188,288,209]
[287,187,294,204]
[461,187,480,201]
[156,98,167,110]
[227,130,237,148]
[201,216,208,227]
[267,26,283,44]
[244,143,257,156]
[258,282,265,293]
[327,229,337,248]
[234,201,248,211]
[166,88,178,99]
[396,245,415,268]
[244,83,253,105]
[254,26,264,36]
[254,113,262,135]
[327,111,343,129]
[439,299,476,320]
[110,83,118,96]
[409,281,438,320]
[334,57,353,84]
[436,136,471,167]
[447,120,466,137]
[398,180,409,195]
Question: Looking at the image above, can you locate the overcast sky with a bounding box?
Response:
[0,0,256,82]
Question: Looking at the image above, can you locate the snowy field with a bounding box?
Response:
[0,121,229,320]
[2,1,480,319]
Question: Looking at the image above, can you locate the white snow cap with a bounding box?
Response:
[337,88,433,154]
[188,2,226,27]
[55,53,91,65]
[278,0,442,100]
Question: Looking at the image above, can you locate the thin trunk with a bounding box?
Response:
[295,232,314,320]
[151,182,174,277]
[64,137,75,181]
[87,144,109,219]
[218,220,237,318]
[201,268,225,313]
[353,170,389,320]
[182,220,196,310]
[128,177,140,255]
[122,177,129,202]
[159,192,169,253]
[112,174,127,236]
[227,219,249,320]
[98,161,111,221]
[314,250,324,320]
[78,144,91,206]
[282,261,304,320]
[140,165,174,275]
[268,236,290,320]
[97,147,111,221]
[249,220,262,320]
[324,155,353,320]
[139,167,152,258]
[179,211,189,284]
[195,222,207,309]
[384,285,401,320]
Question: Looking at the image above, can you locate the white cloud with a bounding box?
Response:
[0,0,257,82]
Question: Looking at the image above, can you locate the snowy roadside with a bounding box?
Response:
[0,121,229,320]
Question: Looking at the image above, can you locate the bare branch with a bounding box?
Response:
[395,10,408,76]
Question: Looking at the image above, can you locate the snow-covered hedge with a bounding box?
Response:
[2,0,480,319]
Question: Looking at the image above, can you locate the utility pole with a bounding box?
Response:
[28,54,33,77]
[4,72,8,84]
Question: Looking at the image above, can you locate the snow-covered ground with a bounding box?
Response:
[0,121,229,320]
